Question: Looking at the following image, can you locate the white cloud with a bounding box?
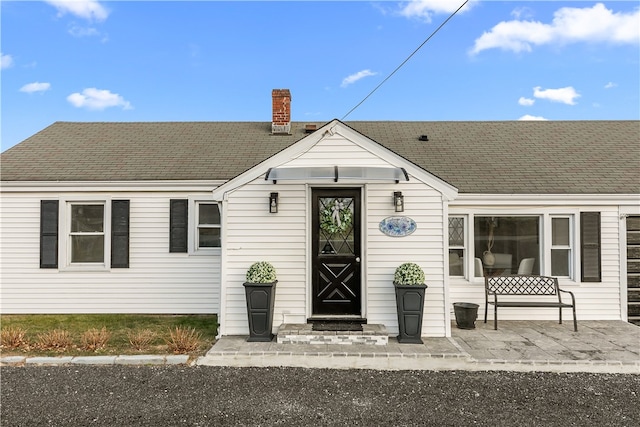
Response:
[397,0,474,23]
[533,86,580,105]
[1,53,14,69]
[20,82,51,93]
[604,82,617,89]
[67,88,132,110]
[69,25,100,37]
[46,0,109,22]
[518,115,548,121]
[518,97,535,106]
[471,3,640,55]
[341,69,378,88]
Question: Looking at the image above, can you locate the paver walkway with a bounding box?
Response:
[197,320,640,373]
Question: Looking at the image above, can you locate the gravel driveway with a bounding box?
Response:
[2,366,639,426]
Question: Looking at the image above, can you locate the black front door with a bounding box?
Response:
[312,189,361,316]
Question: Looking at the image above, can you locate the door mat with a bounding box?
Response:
[312,323,363,332]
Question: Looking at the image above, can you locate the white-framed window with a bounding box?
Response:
[448,216,465,276]
[474,215,540,277]
[196,202,221,249]
[68,201,107,265]
[551,215,573,277]
[41,198,129,270]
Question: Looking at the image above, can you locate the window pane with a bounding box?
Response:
[448,217,464,246]
[474,216,539,276]
[318,197,355,255]
[199,228,220,248]
[71,235,104,262]
[71,205,104,232]
[199,204,220,225]
[551,249,570,276]
[552,217,570,246]
[449,249,464,276]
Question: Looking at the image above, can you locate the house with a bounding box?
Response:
[1,89,639,338]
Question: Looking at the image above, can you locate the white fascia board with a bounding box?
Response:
[211,119,459,201]
[0,180,224,193]
[451,193,640,206]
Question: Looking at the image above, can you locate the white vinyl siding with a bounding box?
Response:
[0,190,220,314]
[221,182,308,335]
[365,184,447,337]
[220,134,449,337]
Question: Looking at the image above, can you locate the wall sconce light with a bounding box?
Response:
[269,192,279,213]
[394,191,404,213]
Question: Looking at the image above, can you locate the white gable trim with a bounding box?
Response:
[211,119,458,200]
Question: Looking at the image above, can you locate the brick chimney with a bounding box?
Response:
[272,89,291,134]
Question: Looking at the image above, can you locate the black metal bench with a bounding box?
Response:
[485,275,577,331]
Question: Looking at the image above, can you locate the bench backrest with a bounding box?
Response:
[485,275,558,296]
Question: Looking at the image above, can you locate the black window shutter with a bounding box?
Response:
[170,199,188,253]
[40,200,59,268]
[581,212,601,282]
[111,200,130,268]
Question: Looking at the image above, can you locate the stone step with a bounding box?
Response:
[277,323,388,345]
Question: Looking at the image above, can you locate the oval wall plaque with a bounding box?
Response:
[379,216,417,237]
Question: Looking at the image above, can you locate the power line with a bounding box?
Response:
[341,1,469,121]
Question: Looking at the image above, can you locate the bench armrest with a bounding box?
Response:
[558,287,576,307]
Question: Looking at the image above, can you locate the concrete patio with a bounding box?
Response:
[196,320,640,373]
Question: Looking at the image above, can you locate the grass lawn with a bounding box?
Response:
[0,314,217,357]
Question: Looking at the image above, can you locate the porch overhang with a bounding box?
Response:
[265,166,409,184]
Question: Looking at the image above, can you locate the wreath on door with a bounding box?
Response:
[320,199,353,234]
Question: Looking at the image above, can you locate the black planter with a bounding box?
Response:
[453,302,479,329]
[243,281,277,342]
[394,283,427,344]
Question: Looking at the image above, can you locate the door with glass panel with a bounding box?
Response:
[311,189,361,316]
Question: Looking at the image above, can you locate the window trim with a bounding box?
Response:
[186,198,222,255]
[448,215,467,277]
[549,214,574,279]
[195,201,221,251]
[60,198,112,271]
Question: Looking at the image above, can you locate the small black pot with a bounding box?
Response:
[453,302,479,329]
[394,283,427,344]
[243,281,277,342]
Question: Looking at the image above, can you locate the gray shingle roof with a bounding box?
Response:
[1,120,638,194]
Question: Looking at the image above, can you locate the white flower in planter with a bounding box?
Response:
[245,262,277,284]
[393,262,425,285]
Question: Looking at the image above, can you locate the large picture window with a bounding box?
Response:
[474,216,539,277]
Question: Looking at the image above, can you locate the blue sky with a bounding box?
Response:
[2,1,639,151]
